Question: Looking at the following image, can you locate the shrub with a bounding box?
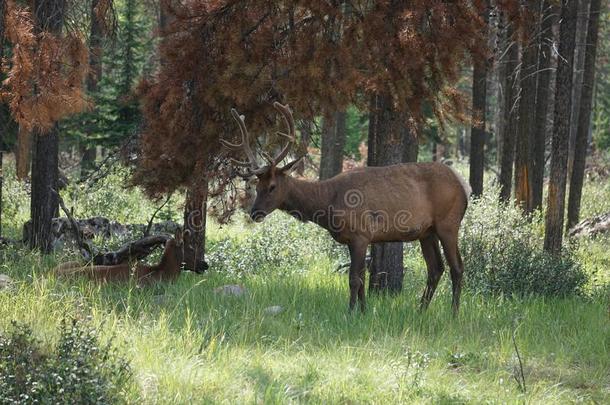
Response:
[460,187,587,297]
[207,213,346,275]
[0,318,132,404]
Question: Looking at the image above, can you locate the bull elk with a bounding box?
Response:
[54,232,193,286]
[223,102,471,314]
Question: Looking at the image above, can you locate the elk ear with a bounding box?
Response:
[183,229,192,245]
[279,157,303,174]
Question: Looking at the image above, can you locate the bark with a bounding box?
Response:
[514,0,540,212]
[532,0,557,211]
[81,0,104,176]
[367,93,407,294]
[499,18,519,201]
[469,1,489,197]
[469,60,487,196]
[319,111,346,180]
[568,0,591,176]
[15,126,31,180]
[183,181,208,273]
[567,0,601,230]
[0,0,5,237]
[29,0,65,253]
[544,0,578,254]
[29,126,60,252]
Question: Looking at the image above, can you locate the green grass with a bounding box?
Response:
[1,247,609,403]
[1,159,610,403]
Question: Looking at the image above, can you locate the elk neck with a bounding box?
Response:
[279,176,334,229]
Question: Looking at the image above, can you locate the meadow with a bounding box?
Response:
[1,161,609,404]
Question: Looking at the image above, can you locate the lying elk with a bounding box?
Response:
[54,232,193,286]
[223,102,471,314]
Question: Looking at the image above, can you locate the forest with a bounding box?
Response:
[0,0,609,403]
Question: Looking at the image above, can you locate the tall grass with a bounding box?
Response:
[1,161,609,403]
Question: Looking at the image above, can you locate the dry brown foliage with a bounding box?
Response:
[0,0,89,132]
[133,0,521,221]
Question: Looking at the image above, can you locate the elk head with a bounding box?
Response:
[221,102,305,222]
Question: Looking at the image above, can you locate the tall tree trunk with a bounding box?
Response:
[544,0,578,254]
[568,0,591,176]
[499,18,519,201]
[532,0,557,211]
[29,0,65,253]
[368,94,408,294]
[514,0,540,212]
[567,0,601,230]
[81,0,104,177]
[0,0,5,237]
[183,181,208,273]
[319,111,346,180]
[469,0,489,197]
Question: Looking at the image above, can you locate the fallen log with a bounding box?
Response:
[91,234,171,265]
[568,212,610,238]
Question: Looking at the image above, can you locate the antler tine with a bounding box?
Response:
[271,102,296,166]
[221,108,262,172]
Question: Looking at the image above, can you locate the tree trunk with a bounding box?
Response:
[367,93,407,294]
[81,0,104,177]
[567,0,601,231]
[544,0,578,254]
[183,181,208,273]
[0,0,5,237]
[568,0,591,176]
[469,1,489,197]
[499,18,519,201]
[29,0,65,253]
[532,0,557,211]
[319,111,346,180]
[514,0,540,212]
[29,126,60,252]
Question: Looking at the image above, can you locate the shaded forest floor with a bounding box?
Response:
[1,160,609,403]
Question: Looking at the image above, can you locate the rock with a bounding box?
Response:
[214,284,247,297]
[264,305,284,315]
[0,274,14,290]
[569,212,610,238]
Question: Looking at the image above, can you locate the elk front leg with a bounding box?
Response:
[348,239,368,313]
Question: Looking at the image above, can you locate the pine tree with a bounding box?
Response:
[567,0,602,230]
[544,0,579,254]
[469,0,490,197]
[514,0,540,213]
[29,0,65,252]
[532,0,557,211]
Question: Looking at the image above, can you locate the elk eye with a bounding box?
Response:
[269,184,276,193]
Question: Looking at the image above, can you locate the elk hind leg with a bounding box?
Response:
[437,227,464,315]
[419,233,444,310]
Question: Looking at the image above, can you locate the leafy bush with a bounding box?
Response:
[0,162,30,239]
[460,187,587,297]
[207,213,346,275]
[0,319,132,404]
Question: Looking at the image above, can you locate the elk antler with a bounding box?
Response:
[269,102,297,167]
[222,103,307,175]
[221,109,266,175]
